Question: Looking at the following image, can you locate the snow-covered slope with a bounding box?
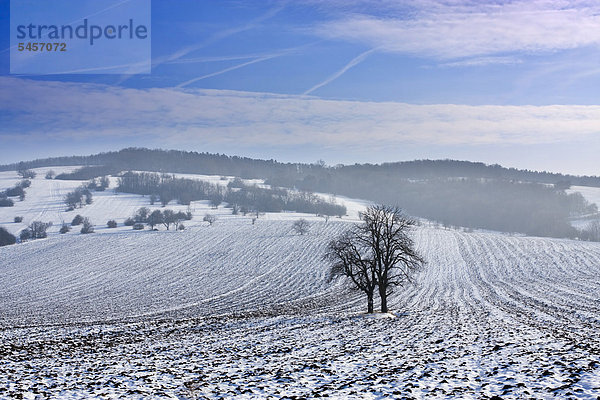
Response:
[568,185,600,207]
[0,167,365,238]
[0,218,357,326]
[1,167,600,399]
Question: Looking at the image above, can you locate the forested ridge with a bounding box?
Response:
[2,148,598,238]
[2,148,599,187]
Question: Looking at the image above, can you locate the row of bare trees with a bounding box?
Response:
[325,205,425,313]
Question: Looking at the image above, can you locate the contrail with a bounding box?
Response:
[304,48,377,95]
[175,42,317,88]
[176,55,278,88]
[151,6,283,67]
[116,5,284,84]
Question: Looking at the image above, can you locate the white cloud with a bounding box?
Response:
[313,1,600,60]
[1,77,599,150]
[438,56,523,68]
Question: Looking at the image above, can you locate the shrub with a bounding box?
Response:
[71,214,84,226]
[0,198,14,207]
[64,188,93,209]
[59,224,71,234]
[133,223,145,230]
[292,218,310,235]
[19,179,31,189]
[203,214,217,226]
[124,217,135,226]
[0,227,16,247]
[29,221,52,239]
[178,223,185,231]
[14,216,23,223]
[134,207,150,223]
[20,229,32,241]
[45,170,55,179]
[80,218,94,234]
[5,186,24,197]
[98,176,110,191]
[17,169,36,179]
[107,220,118,228]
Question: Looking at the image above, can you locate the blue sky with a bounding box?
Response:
[1,0,599,175]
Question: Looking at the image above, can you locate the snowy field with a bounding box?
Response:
[0,167,361,238]
[1,169,600,399]
[568,186,600,208]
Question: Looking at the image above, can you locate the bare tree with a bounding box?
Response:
[147,210,163,230]
[28,221,52,239]
[292,218,310,235]
[359,205,425,313]
[586,219,600,241]
[325,230,377,313]
[134,207,150,223]
[174,211,187,230]
[80,218,94,234]
[325,205,425,313]
[162,209,176,230]
[17,168,36,179]
[203,213,217,226]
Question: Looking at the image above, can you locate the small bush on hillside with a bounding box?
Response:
[45,170,55,179]
[14,216,23,223]
[80,218,94,234]
[203,214,216,226]
[72,214,84,226]
[59,224,71,234]
[124,217,135,226]
[17,169,36,179]
[5,186,24,197]
[107,220,118,228]
[20,229,32,241]
[133,223,145,230]
[292,218,310,235]
[178,223,185,231]
[0,198,14,207]
[29,221,52,239]
[64,188,93,209]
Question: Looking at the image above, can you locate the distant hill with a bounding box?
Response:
[1,147,599,186]
[2,148,598,239]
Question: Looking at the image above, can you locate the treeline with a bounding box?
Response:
[55,166,118,180]
[2,148,599,238]
[3,148,600,187]
[324,177,594,238]
[116,172,346,217]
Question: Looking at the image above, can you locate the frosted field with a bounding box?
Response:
[1,169,600,399]
[0,168,360,238]
[568,186,600,209]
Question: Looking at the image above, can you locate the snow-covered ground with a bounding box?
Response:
[568,185,600,229]
[0,167,364,237]
[1,168,600,399]
[568,185,600,207]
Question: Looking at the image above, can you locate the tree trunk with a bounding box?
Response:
[379,286,388,313]
[367,294,374,313]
